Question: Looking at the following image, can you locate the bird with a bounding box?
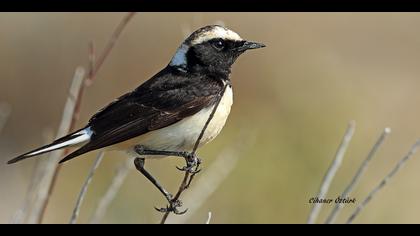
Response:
[7,25,265,211]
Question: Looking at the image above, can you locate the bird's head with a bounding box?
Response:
[169,25,265,74]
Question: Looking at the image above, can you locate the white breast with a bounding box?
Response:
[194,84,234,146]
[117,85,233,158]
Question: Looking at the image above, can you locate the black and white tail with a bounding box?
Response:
[7,127,92,164]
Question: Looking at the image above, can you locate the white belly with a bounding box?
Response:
[119,85,233,158]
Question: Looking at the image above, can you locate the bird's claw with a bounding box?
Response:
[176,165,201,174]
[154,206,168,213]
[174,208,188,215]
[154,199,187,215]
[176,153,202,173]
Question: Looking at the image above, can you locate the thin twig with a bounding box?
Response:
[34,12,136,224]
[69,152,104,224]
[346,139,420,224]
[159,173,189,224]
[205,212,212,224]
[86,12,136,84]
[168,131,256,224]
[11,129,54,224]
[11,159,41,224]
[307,121,356,224]
[184,83,230,188]
[325,128,391,224]
[28,67,85,224]
[160,84,228,224]
[89,157,134,224]
[88,40,95,81]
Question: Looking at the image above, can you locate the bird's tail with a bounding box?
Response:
[7,127,92,164]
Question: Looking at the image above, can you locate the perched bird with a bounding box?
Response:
[8,25,264,210]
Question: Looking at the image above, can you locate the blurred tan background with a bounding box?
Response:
[1,13,420,224]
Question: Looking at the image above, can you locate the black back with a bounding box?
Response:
[59,66,227,163]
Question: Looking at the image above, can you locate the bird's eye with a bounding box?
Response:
[212,39,225,50]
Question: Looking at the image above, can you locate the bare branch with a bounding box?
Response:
[307,121,356,224]
[87,40,96,81]
[11,160,40,224]
[159,83,228,224]
[346,139,420,224]
[69,152,104,224]
[31,13,136,224]
[168,147,238,224]
[86,12,136,84]
[167,131,256,224]
[11,129,54,224]
[28,67,85,224]
[325,128,391,224]
[205,212,212,224]
[89,157,134,224]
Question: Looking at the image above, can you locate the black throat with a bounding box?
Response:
[184,46,233,80]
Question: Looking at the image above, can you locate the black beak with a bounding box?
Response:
[237,41,266,52]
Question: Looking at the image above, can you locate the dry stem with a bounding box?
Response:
[307,121,356,224]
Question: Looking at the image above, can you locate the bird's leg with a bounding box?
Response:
[133,158,172,202]
[134,145,201,174]
[133,158,185,214]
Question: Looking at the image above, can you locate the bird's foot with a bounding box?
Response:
[176,152,202,174]
[154,198,188,215]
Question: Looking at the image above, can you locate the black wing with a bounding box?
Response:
[59,67,224,163]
